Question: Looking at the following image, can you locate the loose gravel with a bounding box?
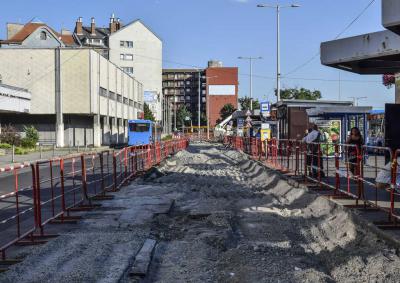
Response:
[1,143,400,283]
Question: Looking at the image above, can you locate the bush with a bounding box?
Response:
[21,137,36,148]
[162,135,172,141]
[0,143,12,149]
[0,125,21,145]
[21,125,39,148]
[15,147,29,155]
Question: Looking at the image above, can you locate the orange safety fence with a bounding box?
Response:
[0,138,189,260]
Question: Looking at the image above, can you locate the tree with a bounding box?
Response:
[176,105,192,127]
[144,103,155,121]
[219,103,236,121]
[0,125,21,145]
[21,125,39,148]
[194,111,207,126]
[275,87,322,100]
[239,97,260,110]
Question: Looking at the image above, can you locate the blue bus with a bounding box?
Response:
[128,120,161,146]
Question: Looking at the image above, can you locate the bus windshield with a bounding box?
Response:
[129,123,150,132]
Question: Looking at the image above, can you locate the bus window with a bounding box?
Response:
[129,123,150,132]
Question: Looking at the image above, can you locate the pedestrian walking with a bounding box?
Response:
[346,127,364,175]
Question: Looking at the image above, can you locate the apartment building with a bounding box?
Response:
[163,61,238,131]
[74,15,163,121]
[162,69,207,128]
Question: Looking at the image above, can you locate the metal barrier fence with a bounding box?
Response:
[224,136,400,227]
[0,138,189,260]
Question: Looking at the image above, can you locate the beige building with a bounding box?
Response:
[75,15,163,122]
[0,48,144,147]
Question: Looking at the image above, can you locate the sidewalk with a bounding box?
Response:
[0,146,111,168]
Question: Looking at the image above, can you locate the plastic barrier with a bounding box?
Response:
[0,138,189,260]
[0,163,36,260]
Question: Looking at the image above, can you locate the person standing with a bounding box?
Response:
[346,127,364,175]
[303,125,324,178]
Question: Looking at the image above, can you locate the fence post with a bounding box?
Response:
[113,153,117,191]
[335,144,340,196]
[12,144,15,163]
[80,155,90,205]
[39,144,43,159]
[390,152,397,222]
[35,162,43,235]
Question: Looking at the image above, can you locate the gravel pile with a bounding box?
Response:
[2,143,400,283]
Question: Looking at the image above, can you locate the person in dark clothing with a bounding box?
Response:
[346,127,364,175]
[303,125,325,178]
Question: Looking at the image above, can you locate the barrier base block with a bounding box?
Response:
[374,221,400,230]
[329,195,354,200]
[91,195,114,201]
[32,234,59,239]
[15,240,47,246]
[0,259,23,265]
[69,204,102,211]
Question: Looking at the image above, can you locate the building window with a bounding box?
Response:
[109,91,116,100]
[99,87,108,97]
[121,54,133,61]
[120,41,133,48]
[129,99,134,106]
[122,67,133,74]
[123,97,128,104]
[117,94,122,103]
[186,81,191,85]
[40,31,47,40]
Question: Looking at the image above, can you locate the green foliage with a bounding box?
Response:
[15,147,29,155]
[144,103,155,121]
[239,97,260,110]
[176,105,192,127]
[162,135,172,141]
[0,125,21,145]
[21,125,39,148]
[195,111,207,125]
[0,143,12,149]
[219,103,236,121]
[276,88,322,100]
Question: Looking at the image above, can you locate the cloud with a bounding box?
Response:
[233,0,249,3]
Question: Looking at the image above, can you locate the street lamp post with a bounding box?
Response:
[205,75,218,140]
[257,3,300,138]
[349,96,367,106]
[238,56,262,111]
[198,70,201,140]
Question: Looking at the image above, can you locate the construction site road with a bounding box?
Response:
[1,143,400,282]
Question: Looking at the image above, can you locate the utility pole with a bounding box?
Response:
[348,96,367,106]
[238,56,262,111]
[173,94,177,132]
[198,70,201,140]
[257,3,300,139]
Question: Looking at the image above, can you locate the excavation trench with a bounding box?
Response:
[0,143,400,283]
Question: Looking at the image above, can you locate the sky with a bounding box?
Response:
[0,0,392,108]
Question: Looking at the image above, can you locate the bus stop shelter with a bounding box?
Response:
[306,106,372,144]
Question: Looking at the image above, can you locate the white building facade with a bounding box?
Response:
[0,48,144,147]
[75,16,163,122]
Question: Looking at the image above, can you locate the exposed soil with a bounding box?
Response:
[1,143,400,283]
